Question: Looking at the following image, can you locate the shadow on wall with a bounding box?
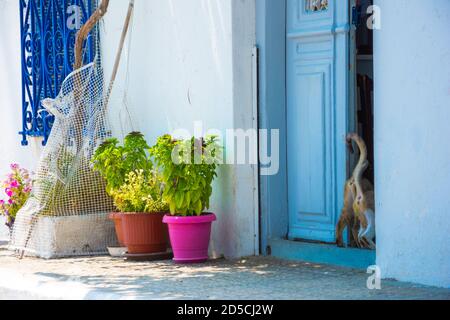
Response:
[209,164,235,259]
[100,0,250,259]
[101,0,233,142]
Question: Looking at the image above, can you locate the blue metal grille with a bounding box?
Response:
[19,0,97,146]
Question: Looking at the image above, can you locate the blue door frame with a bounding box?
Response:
[256,0,375,270]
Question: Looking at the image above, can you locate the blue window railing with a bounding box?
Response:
[19,0,97,146]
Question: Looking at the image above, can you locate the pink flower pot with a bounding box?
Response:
[163,213,217,264]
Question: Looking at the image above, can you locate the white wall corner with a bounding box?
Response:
[374,0,450,288]
[230,0,258,258]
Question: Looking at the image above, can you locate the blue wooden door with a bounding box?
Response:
[287,0,351,243]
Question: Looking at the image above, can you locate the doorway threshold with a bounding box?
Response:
[268,238,376,270]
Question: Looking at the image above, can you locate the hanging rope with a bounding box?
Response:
[104,0,135,109]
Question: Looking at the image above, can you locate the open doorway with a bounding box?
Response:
[353,0,375,184]
[257,0,376,269]
[337,0,376,250]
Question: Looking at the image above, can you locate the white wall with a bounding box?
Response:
[101,0,257,259]
[0,0,42,239]
[0,0,258,257]
[2,0,449,288]
[374,0,450,288]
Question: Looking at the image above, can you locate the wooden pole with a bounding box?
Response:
[71,0,110,152]
[74,0,110,70]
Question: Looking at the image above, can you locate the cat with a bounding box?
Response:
[336,133,376,250]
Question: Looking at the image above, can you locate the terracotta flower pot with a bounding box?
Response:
[108,212,125,247]
[163,213,216,264]
[122,213,168,254]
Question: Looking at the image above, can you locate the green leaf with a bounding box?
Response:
[175,192,184,208]
[185,192,191,207]
[195,200,202,215]
[169,199,176,214]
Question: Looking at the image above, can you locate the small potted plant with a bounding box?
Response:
[92,132,168,254]
[0,164,33,235]
[110,169,169,254]
[150,134,221,263]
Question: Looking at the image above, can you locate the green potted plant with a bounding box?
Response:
[110,169,169,254]
[150,134,221,263]
[92,132,169,254]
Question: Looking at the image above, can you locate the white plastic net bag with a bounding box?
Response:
[10,56,117,258]
[10,0,135,259]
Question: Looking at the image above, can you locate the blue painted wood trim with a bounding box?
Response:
[257,0,368,269]
[256,0,288,255]
[269,238,376,270]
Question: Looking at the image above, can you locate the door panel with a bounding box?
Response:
[287,0,351,243]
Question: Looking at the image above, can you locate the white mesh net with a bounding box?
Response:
[10,1,135,259]
[10,56,118,258]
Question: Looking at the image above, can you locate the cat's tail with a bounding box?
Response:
[347,133,369,196]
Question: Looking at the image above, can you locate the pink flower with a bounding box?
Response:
[10,164,19,171]
[0,200,4,205]
[5,189,13,197]
[10,180,19,188]
[8,199,13,205]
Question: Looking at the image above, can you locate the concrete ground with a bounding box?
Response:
[0,245,448,300]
